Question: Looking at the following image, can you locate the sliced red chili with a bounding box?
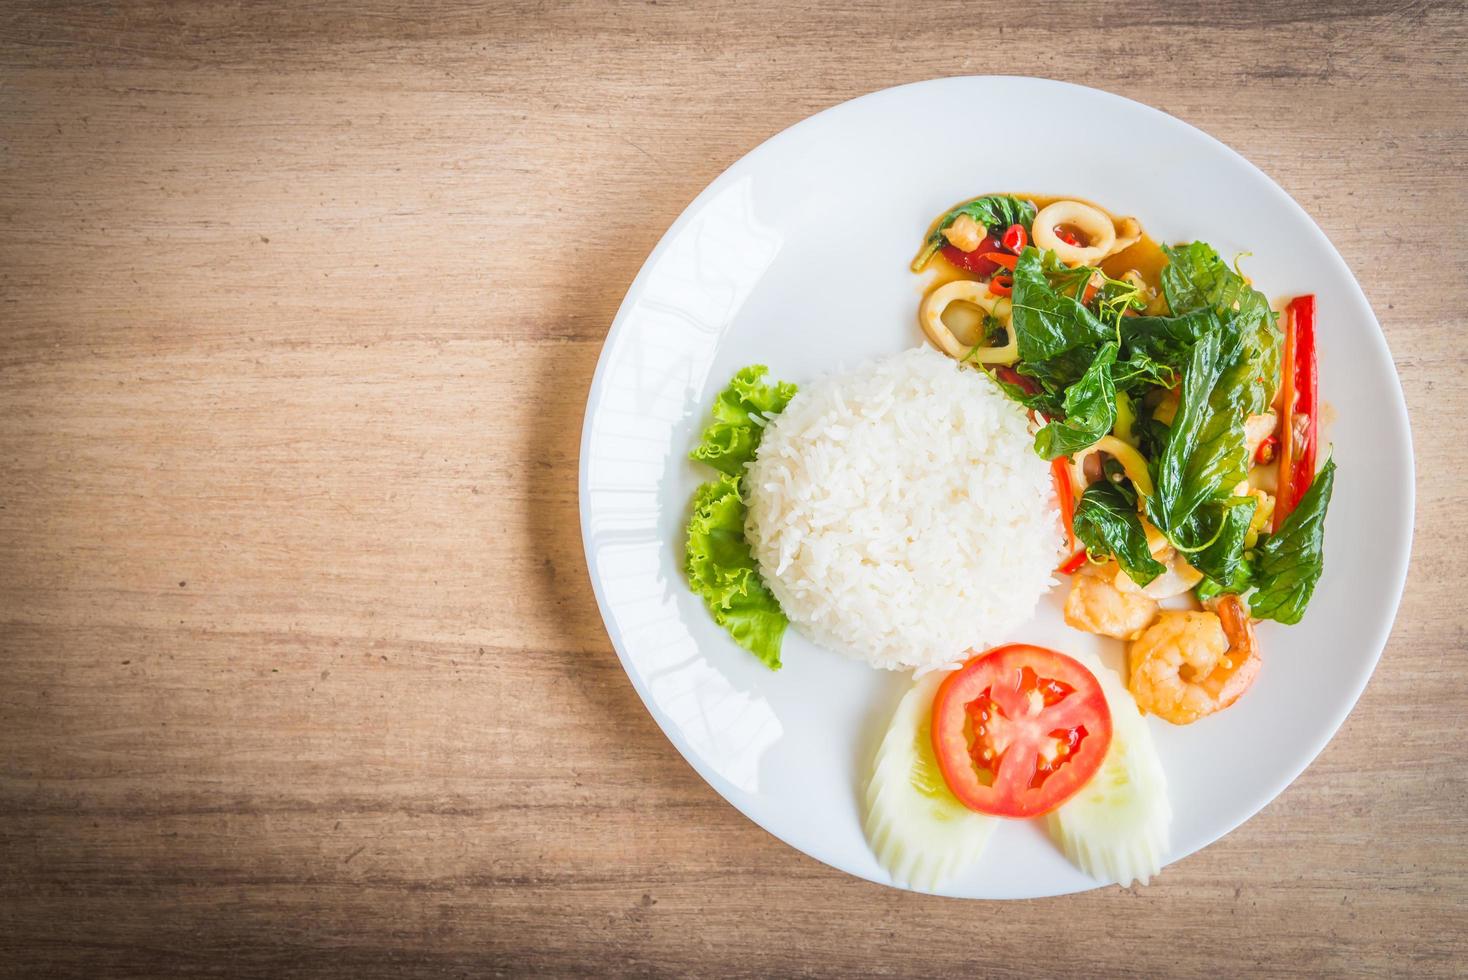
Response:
[1001,223,1027,253]
[993,365,1040,396]
[988,274,1013,297]
[1058,547,1089,575]
[1051,457,1077,558]
[940,234,1003,276]
[1274,295,1318,529]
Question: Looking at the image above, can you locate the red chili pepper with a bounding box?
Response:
[940,234,1003,276]
[1051,457,1078,558]
[988,274,1013,297]
[1001,223,1027,253]
[1058,548,1089,575]
[1273,295,1318,530]
[1057,227,1080,247]
[979,252,1018,271]
[993,365,1040,396]
[1081,275,1100,306]
[1255,434,1279,466]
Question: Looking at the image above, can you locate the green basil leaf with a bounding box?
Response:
[1196,557,1254,603]
[1249,458,1336,624]
[1073,482,1167,587]
[1160,242,1281,415]
[1034,342,1119,460]
[1187,496,1258,585]
[1121,309,1222,372]
[1010,247,1114,362]
[1144,320,1253,544]
[1111,349,1178,394]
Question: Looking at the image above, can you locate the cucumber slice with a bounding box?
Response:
[1047,651,1172,886]
[863,671,996,891]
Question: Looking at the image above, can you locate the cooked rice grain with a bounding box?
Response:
[745,347,1059,670]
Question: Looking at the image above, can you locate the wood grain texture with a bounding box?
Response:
[1,1,1465,976]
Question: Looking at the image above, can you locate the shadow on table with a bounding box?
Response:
[516,217,690,757]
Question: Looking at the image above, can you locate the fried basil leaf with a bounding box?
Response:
[1121,309,1222,371]
[1034,343,1119,460]
[1073,482,1167,587]
[979,366,1055,416]
[1145,329,1250,539]
[1014,345,1100,405]
[1249,458,1336,624]
[1160,242,1281,414]
[1187,496,1257,585]
[1010,247,1113,362]
[1112,349,1178,394]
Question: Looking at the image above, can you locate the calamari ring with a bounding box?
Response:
[919,279,1016,364]
[1033,201,1117,266]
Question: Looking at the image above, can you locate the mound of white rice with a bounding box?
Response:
[744,346,1060,670]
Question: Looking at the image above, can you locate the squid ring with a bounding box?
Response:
[919,279,1016,364]
[1033,201,1117,266]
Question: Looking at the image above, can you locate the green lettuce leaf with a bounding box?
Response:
[685,365,797,669]
[689,365,797,477]
[1072,482,1166,586]
[685,475,787,668]
[1249,458,1336,624]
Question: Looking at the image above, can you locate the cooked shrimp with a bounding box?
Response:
[1064,563,1159,639]
[1128,596,1260,725]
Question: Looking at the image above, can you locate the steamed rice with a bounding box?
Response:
[744,346,1060,670]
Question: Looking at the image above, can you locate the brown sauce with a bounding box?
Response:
[919,193,1170,294]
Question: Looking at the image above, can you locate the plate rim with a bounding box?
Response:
[576,75,1416,898]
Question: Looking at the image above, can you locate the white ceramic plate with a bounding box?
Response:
[578,77,1412,898]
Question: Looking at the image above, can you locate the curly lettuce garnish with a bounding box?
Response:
[685,366,796,669]
[685,475,787,669]
[690,366,797,475]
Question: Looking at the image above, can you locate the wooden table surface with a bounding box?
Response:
[3,2,1465,976]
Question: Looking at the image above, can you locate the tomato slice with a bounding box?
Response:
[931,645,1112,818]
